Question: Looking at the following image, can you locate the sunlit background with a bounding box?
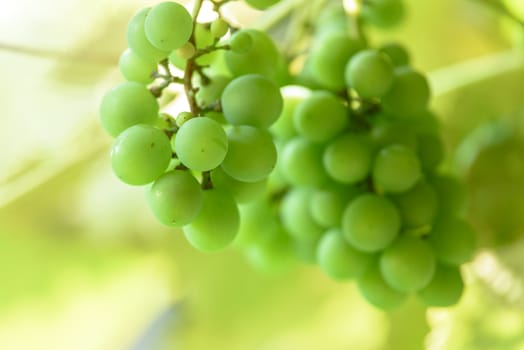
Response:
[1,0,524,349]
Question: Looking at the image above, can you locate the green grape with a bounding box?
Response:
[310,186,358,228]
[372,144,422,193]
[111,124,172,185]
[183,189,239,252]
[379,42,410,67]
[221,126,277,182]
[100,82,159,137]
[225,29,280,77]
[417,131,445,171]
[204,111,227,125]
[317,229,373,280]
[168,22,218,70]
[270,85,311,140]
[174,117,228,172]
[361,0,405,29]
[228,30,253,54]
[382,67,431,117]
[196,75,232,107]
[380,235,436,292]
[308,31,364,90]
[392,180,438,229]
[144,1,193,51]
[370,114,418,151]
[293,91,348,143]
[147,170,203,227]
[118,49,157,84]
[244,0,280,10]
[280,137,328,187]
[280,188,324,241]
[210,18,229,38]
[235,200,279,247]
[211,167,267,204]
[345,49,395,98]
[428,217,476,265]
[342,194,401,252]
[323,132,373,184]
[168,49,186,70]
[315,4,348,35]
[245,229,295,274]
[175,111,193,127]
[221,74,283,129]
[127,8,169,62]
[430,174,467,215]
[176,42,196,60]
[357,261,407,310]
[418,264,464,307]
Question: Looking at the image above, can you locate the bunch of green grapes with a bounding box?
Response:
[99,0,476,310]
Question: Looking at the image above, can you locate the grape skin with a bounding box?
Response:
[358,261,407,310]
[144,1,193,51]
[418,264,464,307]
[342,194,401,252]
[372,144,422,193]
[111,124,172,186]
[118,49,157,84]
[99,82,159,137]
[345,49,395,98]
[147,170,203,227]
[126,8,169,62]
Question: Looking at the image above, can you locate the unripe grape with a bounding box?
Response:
[345,49,395,98]
[428,217,476,265]
[418,264,464,307]
[174,117,228,171]
[382,67,431,117]
[342,194,401,252]
[127,8,169,62]
[210,18,229,38]
[380,235,436,292]
[144,1,193,51]
[111,124,172,185]
[372,144,422,193]
[244,0,280,10]
[358,261,407,310]
[118,49,157,84]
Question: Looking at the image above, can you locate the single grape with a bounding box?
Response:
[244,0,280,10]
[372,144,421,193]
[361,0,405,29]
[211,167,267,204]
[418,264,464,307]
[176,42,196,60]
[345,49,395,98]
[392,180,438,229]
[342,194,401,252]
[100,82,159,137]
[379,42,410,67]
[221,126,277,182]
[323,132,373,184]
[428,217,476,265]
[111,124,172,185]
[119,49,157,84]
[175,111,193,127]
[317,229,373,280]
[280,188,324,241]
[127,8,169,62]
[380,235,436,292]
[183,189,239,252]
[280,137,329,187]
[221,74,283,129]
[225,29,280,78]
[144,1,193,51]
[270,85,311,140]
[417,131,445,171]
[382,67,431,117]
[293,91,348,143]
[357,261,407,310]
[308,31,364,90]
[210,18,229,38]
[147,170,203,227]
[174,117,228,172]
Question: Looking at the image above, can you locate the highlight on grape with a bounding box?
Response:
[99,0,476,310]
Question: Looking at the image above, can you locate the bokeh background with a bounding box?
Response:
[1,0,524,349]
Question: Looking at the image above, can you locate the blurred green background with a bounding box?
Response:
[1,0,524,349]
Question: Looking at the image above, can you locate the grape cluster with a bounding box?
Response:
[99,0,475,310]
